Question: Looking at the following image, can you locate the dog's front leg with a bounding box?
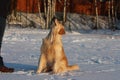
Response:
[36,54,47,74]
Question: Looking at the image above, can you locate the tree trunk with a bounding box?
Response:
[46,0,50,29]
[45,0,56,29]
[111,0,116,30]
[9,0,17,22]
[63,0,67,24]
[108,0,112,29]
[26,0,30,27]
[95,0,99,29]
[52,0,56,18]
[38,0,44,29]
[44,0,47,17]
[38,0,41,22]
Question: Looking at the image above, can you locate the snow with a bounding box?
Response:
[1,27,120,80]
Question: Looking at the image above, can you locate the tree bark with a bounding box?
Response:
[95,0,99,29]
[45,0,56,29]
[44,0,47,17]
[63,0,67,24]
[38,0,45,29]
[108,0,112,29]
[111,0,116,30]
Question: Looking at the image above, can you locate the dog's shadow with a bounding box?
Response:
[5,63,37,72]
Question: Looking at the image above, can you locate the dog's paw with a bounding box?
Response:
[36,70,41,74]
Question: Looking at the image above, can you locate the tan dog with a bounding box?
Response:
[36,19,79,74]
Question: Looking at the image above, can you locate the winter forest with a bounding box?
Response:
[1,0,120,80]
[8,0,120,30]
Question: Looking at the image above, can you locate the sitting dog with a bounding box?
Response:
[37,19,79,74]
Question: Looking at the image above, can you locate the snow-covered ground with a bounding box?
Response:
[1,27,120,80]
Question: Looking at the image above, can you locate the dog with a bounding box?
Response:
[36,19,79,74]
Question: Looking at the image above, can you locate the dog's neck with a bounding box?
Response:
[46,30,62,43]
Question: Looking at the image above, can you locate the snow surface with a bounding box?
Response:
[1,27,120,80]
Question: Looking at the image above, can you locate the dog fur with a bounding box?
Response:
[36,19,79,74]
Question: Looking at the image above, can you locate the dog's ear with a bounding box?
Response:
[55,19,59,26]
[58,27,65,35]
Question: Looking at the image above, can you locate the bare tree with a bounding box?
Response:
[108,0,113,29]
[46,0,50,29]
[52,0,56,18]
[45,0,56,29]
[25,0,29,27]
[44,0,47,17]
[9,0,17,22]
[94,0,99,29]
[115,0,120,21]
[38,0,45,29]
[111,0,116,30]
[114,0,118,21]
[38,0,41,21]
[63,0,67,23]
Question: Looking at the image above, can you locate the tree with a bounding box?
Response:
[108,0,112,29]
[9,0,17,22]
[93,0,99,29]
[38,0,45,29]
[44,0,56,29]
[111,0,116,30]
[115,0,120,20]
[63,0,67,24]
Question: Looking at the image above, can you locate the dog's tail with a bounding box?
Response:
[67,64,79,71]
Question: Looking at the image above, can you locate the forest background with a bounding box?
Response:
[8,0,120,30]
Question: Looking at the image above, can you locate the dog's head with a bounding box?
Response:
[52,19,65,35]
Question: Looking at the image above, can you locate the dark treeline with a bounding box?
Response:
[7,0,120,29]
